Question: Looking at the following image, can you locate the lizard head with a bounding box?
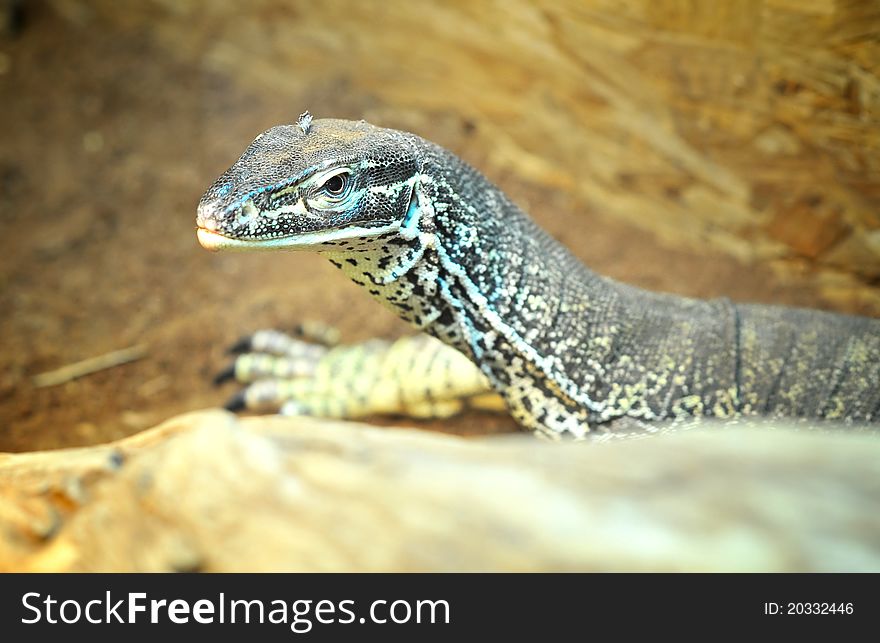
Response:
[196,113,420,252]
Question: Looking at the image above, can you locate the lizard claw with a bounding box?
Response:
[223,391,247,412]
[227,335,252,354]
[213,364,236,386]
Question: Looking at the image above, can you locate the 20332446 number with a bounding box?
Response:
[764,603,854,615]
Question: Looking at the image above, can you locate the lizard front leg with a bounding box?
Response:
[215,328,504,420]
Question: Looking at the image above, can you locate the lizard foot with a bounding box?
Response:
[214,326,505,420]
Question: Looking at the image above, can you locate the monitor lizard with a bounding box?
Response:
[197,113,880,439]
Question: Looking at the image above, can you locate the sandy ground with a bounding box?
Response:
[1,4,873,452]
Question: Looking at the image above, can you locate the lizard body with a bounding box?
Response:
[197,115,880,438]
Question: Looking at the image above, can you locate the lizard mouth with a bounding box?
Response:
[197,227,261,252]
[197,221,402,252]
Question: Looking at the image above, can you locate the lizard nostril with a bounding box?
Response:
[196,201,222,230]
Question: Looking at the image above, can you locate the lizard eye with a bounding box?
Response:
[320,172,349,197]
[306,169,354,211]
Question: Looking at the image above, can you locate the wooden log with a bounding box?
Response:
[1,410,878,571]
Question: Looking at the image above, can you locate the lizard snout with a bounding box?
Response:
[196,200,227,232]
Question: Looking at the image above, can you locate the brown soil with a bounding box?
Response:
[0,4,873,452]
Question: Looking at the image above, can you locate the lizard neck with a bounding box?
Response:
[414,144,616,435]
[320,229,448,331]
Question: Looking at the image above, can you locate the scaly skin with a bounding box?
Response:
[197,114,880,438]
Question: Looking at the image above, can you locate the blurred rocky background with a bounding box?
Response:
[0,0,878,571]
